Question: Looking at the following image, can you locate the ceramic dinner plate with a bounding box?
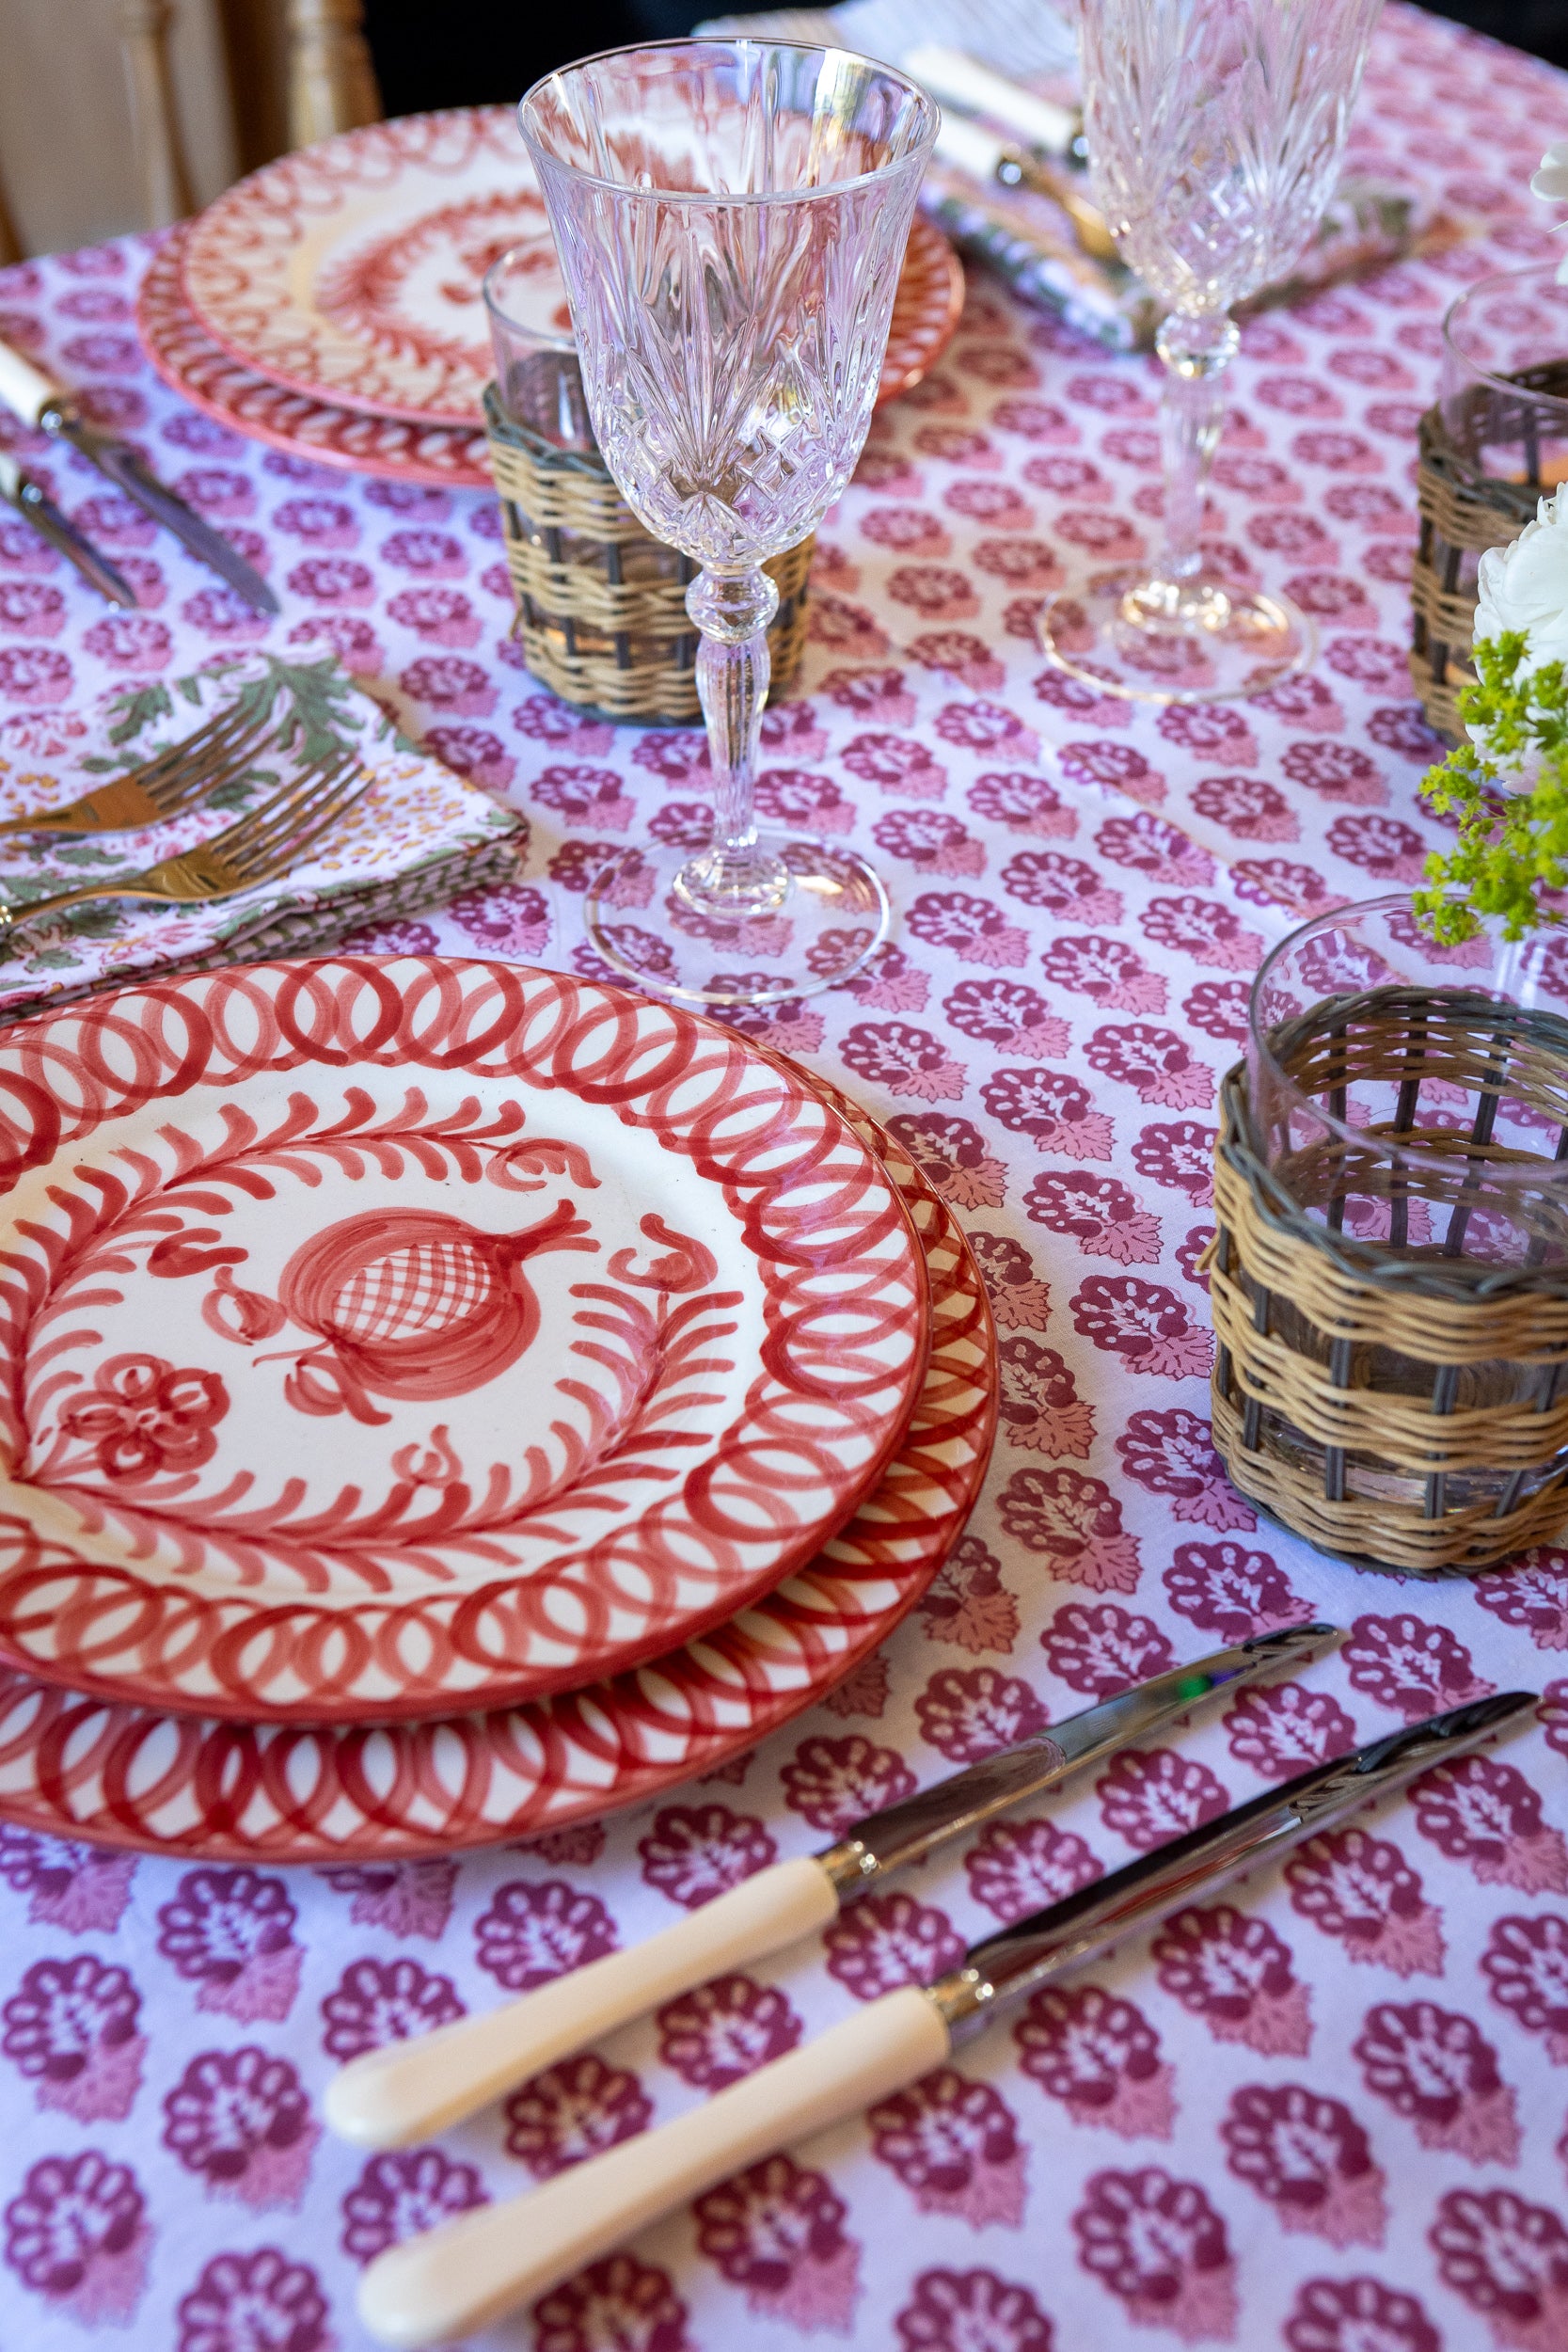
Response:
[0,1083,996,1859]
[175,107,965,429]
[0,959,929,1724]
[136,232,494,488]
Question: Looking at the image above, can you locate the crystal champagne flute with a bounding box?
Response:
[1040,0,1384,704]
[520,40,938,1006]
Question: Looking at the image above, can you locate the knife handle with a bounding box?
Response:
[324,1854,839,2151]
[356,1984,949,2351]
[0,342,58,428]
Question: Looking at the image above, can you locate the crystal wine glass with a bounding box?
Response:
[1039,0,1384,704]
[519,41,938,1006]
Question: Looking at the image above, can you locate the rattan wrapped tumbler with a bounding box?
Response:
[1411,263,1568,741]
[1211,900,1568,1575]
[484,389,813,725]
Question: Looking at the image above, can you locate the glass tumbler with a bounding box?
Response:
[483,244,594,453]
[1243,891,1568,1522]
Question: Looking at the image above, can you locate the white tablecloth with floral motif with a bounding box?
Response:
[2,11,1568,2352]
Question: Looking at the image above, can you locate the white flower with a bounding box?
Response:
[1533,138,1568,203]
[1473,485,1568,675]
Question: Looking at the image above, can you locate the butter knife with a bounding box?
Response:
[0,452,137,607]
[0,341,279,615]
[325,1621,1339,2151]
[356,1690,1536,2352]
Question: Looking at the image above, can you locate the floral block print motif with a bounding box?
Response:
[1,1954,145,2122]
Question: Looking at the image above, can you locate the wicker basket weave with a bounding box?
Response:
[1209,992,1568,1574]
[484,389,813,724]
[1410,370,1568,741]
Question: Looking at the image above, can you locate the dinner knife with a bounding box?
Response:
[356,1690,1536,2351]
[0,452,137,607]
[325,1621,1339,2151]
[0,341,279,614]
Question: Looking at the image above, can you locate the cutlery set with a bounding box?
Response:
[0,701,371,953]
[317,1627,1538,2351]
[0,338,277,613]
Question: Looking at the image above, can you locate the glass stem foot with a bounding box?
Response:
[1037,306,1312,704]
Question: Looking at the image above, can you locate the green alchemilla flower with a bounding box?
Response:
[1417,486,1568,941]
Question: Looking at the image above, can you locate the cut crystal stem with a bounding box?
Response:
[1154,308,1239,585]
[677,564,792,922]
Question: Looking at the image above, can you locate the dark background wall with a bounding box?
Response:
[362,0,1568,119]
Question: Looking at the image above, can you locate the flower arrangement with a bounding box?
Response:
[1416,485,1568,941]
[1416,141,1568,942]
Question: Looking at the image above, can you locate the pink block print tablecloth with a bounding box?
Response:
[2,10,1568,2350]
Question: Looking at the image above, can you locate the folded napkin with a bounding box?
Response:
[0,650,524,1022]
[920,172,1447,353]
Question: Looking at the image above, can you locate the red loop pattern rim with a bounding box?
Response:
[0,1092,995,1859]
[0,958,930,1725]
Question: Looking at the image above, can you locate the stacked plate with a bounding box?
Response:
[0,956,997,1861]
[137,107,967,491]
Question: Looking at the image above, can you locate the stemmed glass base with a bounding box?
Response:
[1038,564,1314,706]
[584,558,894,1009]
[585,835,892,1009]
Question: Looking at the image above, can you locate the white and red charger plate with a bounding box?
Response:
[155,107,963,463]
[0,956,934,1726]
[0,1070,996,1859]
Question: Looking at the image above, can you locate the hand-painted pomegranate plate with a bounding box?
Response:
[0,1081,996,1858]
[0,959,929,1724]
[176,106,964,429]
[136,230,494,488]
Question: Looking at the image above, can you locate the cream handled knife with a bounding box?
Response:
[325,1623,1339,2151]
[0,339,279,614]
[904,43,1082,157]
[356,1691,1536,2351]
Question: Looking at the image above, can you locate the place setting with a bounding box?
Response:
[0,6,1564,2350]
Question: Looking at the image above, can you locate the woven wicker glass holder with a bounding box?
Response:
[1410,371,1567,741]
[484,388,813,725]
[1210,997,1568,1575]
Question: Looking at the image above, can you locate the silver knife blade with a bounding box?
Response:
[44,412,279,615]
[931,1689,1538,2040]
[0,455,137,608]
[818,1621,1342,1888]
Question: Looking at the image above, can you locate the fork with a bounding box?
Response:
[0,700,277,841]
[0,752,372,951]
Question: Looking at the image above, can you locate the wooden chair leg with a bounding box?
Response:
[287,0,384,149]
[119,0,197,229]
[0,179,21,267]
